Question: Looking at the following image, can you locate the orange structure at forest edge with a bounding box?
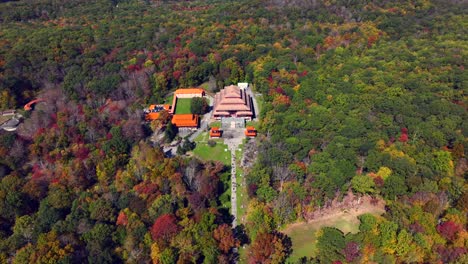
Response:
[245,126,257,137]
[24,98,44,111]
[171,114,199,128]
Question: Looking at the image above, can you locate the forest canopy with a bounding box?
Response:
[0,0,466,263]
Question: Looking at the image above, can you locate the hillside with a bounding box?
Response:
[0,0,467,263]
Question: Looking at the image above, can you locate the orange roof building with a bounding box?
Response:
[213,85,253,120]
[210,127,222,138]
[171,114,199,128]
[174,88,205,96]
[145,112,161,121]
[145,104,171,121]
[245,126,257,137]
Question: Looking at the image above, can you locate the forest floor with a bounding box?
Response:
[283,199,385,261]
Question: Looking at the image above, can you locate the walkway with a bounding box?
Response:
[230,147,238,227]
[224,130,243,227]
[245,85,260,121]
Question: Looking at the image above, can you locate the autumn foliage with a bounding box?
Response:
[247,232,291,264]
[150,214,179,242]
[213,224,239,253]
[437,221,461,241]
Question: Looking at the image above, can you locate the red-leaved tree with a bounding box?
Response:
[399,127,409,143]
[116,211,128,226]
[150,214,178,242]
[247,232,291,264]
[343,241,361,262]
[437,221,461,241]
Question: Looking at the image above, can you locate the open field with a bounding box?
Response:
[283,202,385,262]
[174,98,192,114]
[192,132,230,165]
[284,218,360,261]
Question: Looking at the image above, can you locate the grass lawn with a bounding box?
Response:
[238,246,247,264]
[254,94,264,118]
[245,120,259,129]
[209,121,221,128]
[235,144,248,222]
[163,94,174,105]
[286,224,319,261]
[283,218,360,262]
[174,98,192,114]
[192,132,230,166]
[200,82,209,90]
[282,204,386,263]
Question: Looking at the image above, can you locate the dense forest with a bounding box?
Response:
[0,0,466,263]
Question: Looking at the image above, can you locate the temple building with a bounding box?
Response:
[213,84,254,120]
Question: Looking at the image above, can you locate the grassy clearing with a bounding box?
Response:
[238,246,248,264]
[235,144,248,222]
[193,131,223,143]
[194,131,209,142]
[174,98,192,114]
[192,132,230,165]
[163,94,174,105]
[285,224,319,261]
[283,205,384,262]
[200,82,209,90]
[254,94,264,118]
[209,121,221,128]
[284,218,360,262]
[245,120,259,129]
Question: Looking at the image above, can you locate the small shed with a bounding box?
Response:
[210,127,222,138]
[244,126,257,137]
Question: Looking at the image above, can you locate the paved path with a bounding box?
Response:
[230,147,238,227]
[224,131,243,227]
[246,85,260,121]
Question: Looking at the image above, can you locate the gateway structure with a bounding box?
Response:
[213,84,254,120]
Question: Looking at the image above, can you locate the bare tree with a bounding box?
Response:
[273,165,291,192]
[183,158,202,191]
